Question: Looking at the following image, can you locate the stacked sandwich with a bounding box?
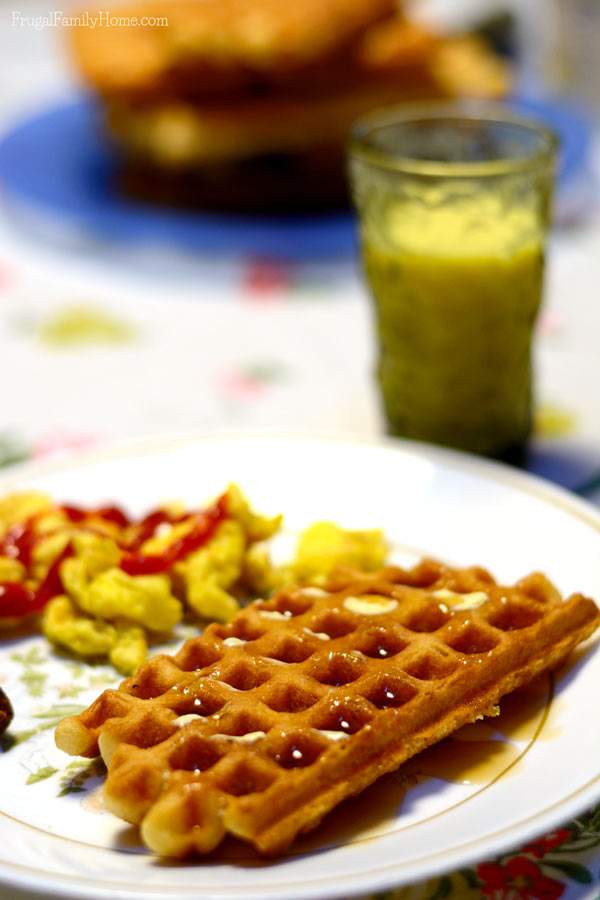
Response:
[69,0,510,211]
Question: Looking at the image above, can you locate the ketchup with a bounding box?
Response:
[120,494,228,576]
[36,543,74,607]
[0,494,230,619]
[128,509,188,552]
[62,504,131,529]
[0,521,37,569]
[0,582,42,618]
[0,540,74,620]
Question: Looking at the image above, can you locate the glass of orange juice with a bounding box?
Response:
[348,107,557,461]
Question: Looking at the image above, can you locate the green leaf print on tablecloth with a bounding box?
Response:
[26,765,58,785]
[58,757,106,797]
[10,645,49,698]
[0,433,29,468]
[9,703,87,747]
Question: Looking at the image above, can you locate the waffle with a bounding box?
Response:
[55,560,599,857]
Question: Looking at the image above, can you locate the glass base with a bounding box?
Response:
[385,424,530,469]
[493,441,530,468]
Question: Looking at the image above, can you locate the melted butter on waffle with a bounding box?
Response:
[303,627,330,641]
[259,610,293,621]
[174,714,205,728]
[218,731,267,744]
[343,595,399,615]
[432,588,489,612]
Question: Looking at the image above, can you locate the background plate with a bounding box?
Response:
[0,95,593,260]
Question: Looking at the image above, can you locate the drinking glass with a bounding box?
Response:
[348,106,557,460]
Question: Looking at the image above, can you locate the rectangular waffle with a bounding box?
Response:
[55,559,600,857]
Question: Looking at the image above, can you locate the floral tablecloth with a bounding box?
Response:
[1,11,600,895]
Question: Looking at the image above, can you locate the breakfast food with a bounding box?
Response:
[0,688,13,737]
[0,488,389,673]
[68,0,510,210]
[55,559,599,857]
[0,486,281,672]
[292,521,387,584]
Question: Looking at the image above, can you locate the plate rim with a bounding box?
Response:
[1,428,600,900]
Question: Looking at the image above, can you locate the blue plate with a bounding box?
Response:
[0,94,593,260]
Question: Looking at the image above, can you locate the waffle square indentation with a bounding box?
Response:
[310,651,365,686]
[170,735,222,773]
[362,675,417,709]
[487,602,542,632]
[268,731,329,769]
[263,681,322,713]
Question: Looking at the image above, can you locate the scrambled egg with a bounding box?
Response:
[80,569,182,631]
[0,491,54,533]
[43,595,148,674]
[176,520,246,623]
[0,486,284,674]
[0,557,26,582]
[292,521,388,583]
[0,486,390,676]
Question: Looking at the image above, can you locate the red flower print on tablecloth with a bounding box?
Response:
[31,431,97,460]
[521,829,573,859]
[217,363,288,400]
[538,309,566,339]
[0,259,15,292]
[477,856,564,900]
[218,371,267,399]
[241,258,292,301]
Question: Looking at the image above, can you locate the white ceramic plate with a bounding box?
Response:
[1,433,599,900]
